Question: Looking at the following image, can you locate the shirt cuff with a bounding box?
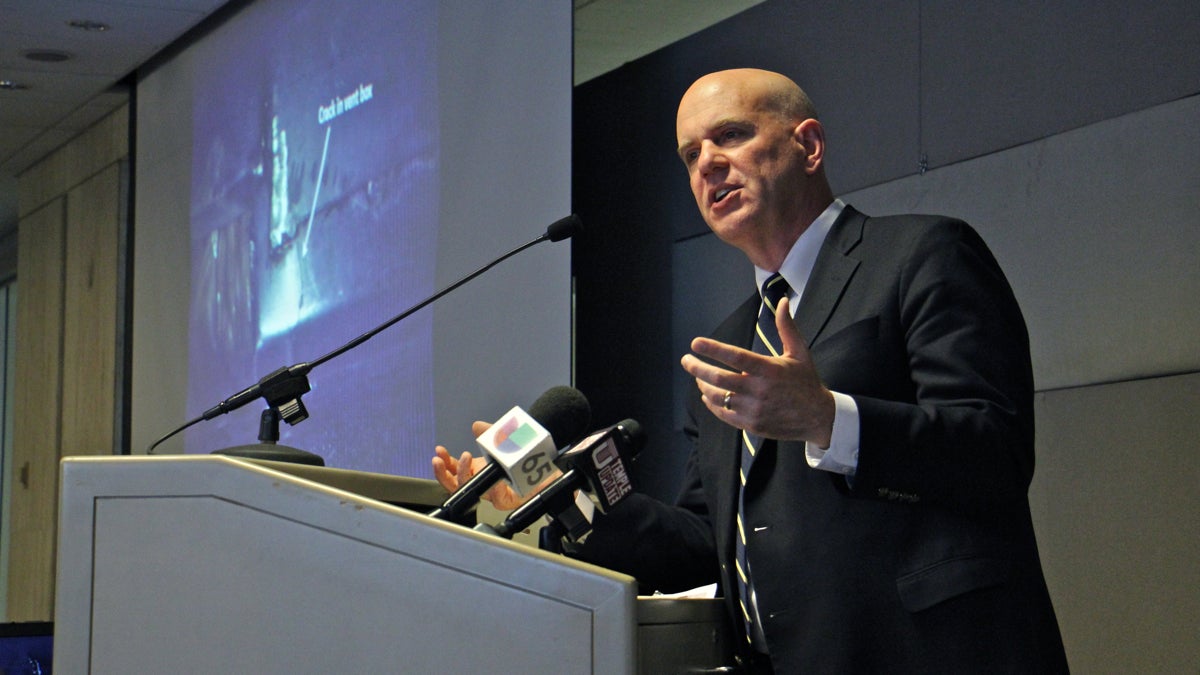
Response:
[805,391,860,476]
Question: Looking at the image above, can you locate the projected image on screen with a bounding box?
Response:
[185,0,438,473]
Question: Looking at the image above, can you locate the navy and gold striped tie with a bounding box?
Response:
[736,272,790,647]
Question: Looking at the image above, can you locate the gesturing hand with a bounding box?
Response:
[431,420,528,511]
[680,297,835,447]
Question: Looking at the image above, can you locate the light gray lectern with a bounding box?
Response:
[54,455,639,673]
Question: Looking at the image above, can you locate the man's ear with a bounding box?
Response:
[794,118,826,175]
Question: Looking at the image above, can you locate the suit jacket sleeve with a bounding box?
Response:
[569,420,722,593]
[808,211,1036,513]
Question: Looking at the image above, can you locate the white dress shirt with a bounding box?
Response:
[752,199,860,476]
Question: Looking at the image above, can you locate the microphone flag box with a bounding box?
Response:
[558,425,635,512]
[589,435,632,509]
[476,406,557,496]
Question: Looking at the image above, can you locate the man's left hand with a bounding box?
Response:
[680,297,835,447]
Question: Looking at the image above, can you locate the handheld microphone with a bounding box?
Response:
[479,418,644,540]
[145,214,584,454]
[427,386,590,522]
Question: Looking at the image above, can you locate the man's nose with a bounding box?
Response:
[697,141,727,176]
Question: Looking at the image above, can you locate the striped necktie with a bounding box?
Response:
[735,273,790,648]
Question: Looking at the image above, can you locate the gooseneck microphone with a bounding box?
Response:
[427,386,590,522]
[544,213,583,242]
[145,214,584,455]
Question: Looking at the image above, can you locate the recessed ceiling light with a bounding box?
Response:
[67,19,111,32]
[22,49,73,63]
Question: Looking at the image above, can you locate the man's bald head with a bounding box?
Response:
[680,69,818,128]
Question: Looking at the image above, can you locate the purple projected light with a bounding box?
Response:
[185,0,439,476]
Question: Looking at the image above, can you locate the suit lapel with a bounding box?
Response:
[795,206,866,346]
[703,206,866,547]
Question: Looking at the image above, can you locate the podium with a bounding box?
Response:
[55,455,733,673]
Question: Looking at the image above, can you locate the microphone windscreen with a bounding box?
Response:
[616,418,646,452]
[545,214,583,242]
[528,385,591,448]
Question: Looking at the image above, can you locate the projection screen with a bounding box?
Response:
[131,0,573,479]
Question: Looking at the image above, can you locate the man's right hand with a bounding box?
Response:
[431,420,530,511]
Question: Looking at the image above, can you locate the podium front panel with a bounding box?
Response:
[55,456,637,673]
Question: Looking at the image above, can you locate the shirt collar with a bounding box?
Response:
[754,198,845,313]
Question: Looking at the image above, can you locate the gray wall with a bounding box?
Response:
[577,0,1199,671]
[1032,372,1199,672]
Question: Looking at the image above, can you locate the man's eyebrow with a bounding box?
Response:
[677,117,754,158]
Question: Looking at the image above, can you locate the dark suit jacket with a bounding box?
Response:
[578,206,1068,673]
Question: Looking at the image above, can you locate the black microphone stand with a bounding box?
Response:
[213,407,325,466]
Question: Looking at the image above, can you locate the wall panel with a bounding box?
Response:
[920,0,1200,169]
[1031,373,1200,673]
[61,163,123,458]
[8,106,127,620]
[845,95,1200,390]
[9,199,65,620]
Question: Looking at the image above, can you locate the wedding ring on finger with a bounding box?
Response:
[723,390,734,410]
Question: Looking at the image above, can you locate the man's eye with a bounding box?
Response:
[721,128,744,141]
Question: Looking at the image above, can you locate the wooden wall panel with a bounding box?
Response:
[9,199,66,621]
[8,104,128,620]
[17,106,129,219]
[60,164,122,459]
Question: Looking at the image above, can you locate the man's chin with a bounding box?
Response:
[707,207,752,233]
[708,222,755,250]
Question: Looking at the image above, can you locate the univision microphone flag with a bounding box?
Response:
[493,415,539,453]
[475,406,557,496]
